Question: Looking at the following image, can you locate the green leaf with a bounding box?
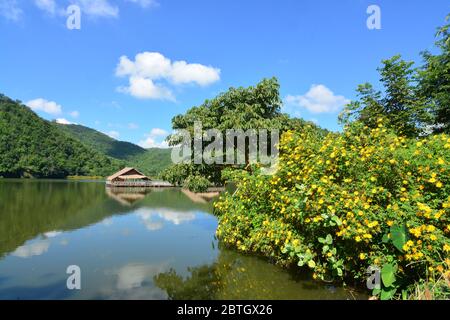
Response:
[381,263,396,287]
[307,260,316,268]
[390,224,407,252]
[382,233,390,243]
[380,287,397,300]
[325,234,333,245]
[331,216,342,226]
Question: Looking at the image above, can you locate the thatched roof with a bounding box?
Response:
[119,174,149,180]
[106,167,149,181]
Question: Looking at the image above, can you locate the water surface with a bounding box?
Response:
[0,180,364,299]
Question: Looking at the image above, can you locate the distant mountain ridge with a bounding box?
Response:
[53,121,172,178]
[0,93,172,178]
[54,123,146,160]
[0,94,123,178]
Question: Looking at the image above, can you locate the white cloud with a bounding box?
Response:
[170,60,221,86]
[118,76,175,101]
[285,84,350,114]
[116,52,220,100]
[125,0,158,8]
[69,0,119,18]
[106,130,120,139]
[26,98,62,115]
[136,208,196,231]
[43,231,62,238]
[150,128,168,136]
[138,128,169,148]
[34,0,56,14]
[69,110,80,118]
[0,0,22,21]
[12,240,50,258]
[55,118,74,125]
[138,136,168,149]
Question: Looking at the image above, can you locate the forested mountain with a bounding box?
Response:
[0,94,173,178]
[0,95,123,178]
[54,123,145,159]
[54,123,173,177]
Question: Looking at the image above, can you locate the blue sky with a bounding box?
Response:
[0,0,449,147]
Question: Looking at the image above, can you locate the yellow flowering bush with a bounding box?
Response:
[214,119,450,299]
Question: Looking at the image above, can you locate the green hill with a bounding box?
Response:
[53,121,172,178]
[55,123,145,160]
[0,94,123,178]
[127,147,173,178]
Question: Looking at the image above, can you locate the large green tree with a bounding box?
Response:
[341,15,450,137]
[162,78,323,187]
[340,55,431,137]
[417,15,450,133]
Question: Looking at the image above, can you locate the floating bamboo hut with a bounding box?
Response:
[106,167,152,187]
[106,167,174,188]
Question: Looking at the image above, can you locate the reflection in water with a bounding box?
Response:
[154,249,365,300]
[136,208,197,231]
[105,187,149,206]
[12,240,51,259]
[0,180,366,299]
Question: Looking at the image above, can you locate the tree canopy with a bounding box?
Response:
[162,78,326,187]
[341,15,450,137]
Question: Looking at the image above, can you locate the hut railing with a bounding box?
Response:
[106,181,153,187]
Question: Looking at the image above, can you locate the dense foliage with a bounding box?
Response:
[55,123,173,177]
[214,17,450,299]
[127,147,173,178]
[55,123,145,159]
[215,120,450,299]
[340,15,450,136]
[418,15,450,133]
[0,95,123,178]
[163,77,326,190]
[183,175,210,193]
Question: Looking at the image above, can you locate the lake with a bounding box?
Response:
[0,179,365,300]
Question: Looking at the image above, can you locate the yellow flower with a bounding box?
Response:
[359,253,366,260]
[444,244,450,252]
[436,181,443,188]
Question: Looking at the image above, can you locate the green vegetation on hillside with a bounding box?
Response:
[55,123,145,159]
[127,147,173,178]
[0,95,123,178]
[54,123,172,178]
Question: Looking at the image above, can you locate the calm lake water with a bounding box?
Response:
[0,180,365,300]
